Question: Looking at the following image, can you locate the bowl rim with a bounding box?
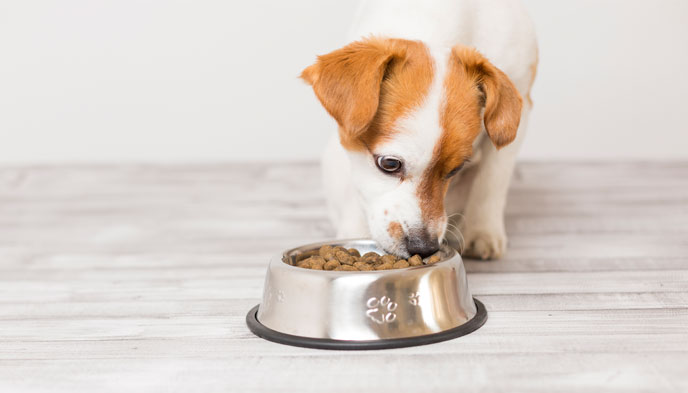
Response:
[278,238,458,274]
[246,298,487,350]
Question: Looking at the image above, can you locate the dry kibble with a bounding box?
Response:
[318,245,333,258]
[313,255,326,263]
[361,252,380,261]
[293,245,432,271]
[335,250,355,265]
[324,259,340,270]
[393,260,410,269]
[308,256,325,268]
[374,262,394,270]
[296,259,312,269]
[380,254,397,265]
[426,254,441,264]
[320,247,337,261]
[408,255,423,266]
[335,264,358,271]
[355,262,374,271]
[299,256,325,269]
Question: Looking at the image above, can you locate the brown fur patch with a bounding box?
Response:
[387,221,404,241]
[301,38,434,151]
[361,40,434,151]
[451,46,523,149]
[417,168,452,227]
[417,46,523,225]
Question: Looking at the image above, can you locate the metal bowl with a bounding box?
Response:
[246,239,486,350]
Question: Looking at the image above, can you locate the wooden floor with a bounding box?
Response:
[0,162,687,392]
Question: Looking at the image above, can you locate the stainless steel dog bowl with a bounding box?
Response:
[246,239,486,350]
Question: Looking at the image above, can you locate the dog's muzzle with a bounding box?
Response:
[405,228,440,258]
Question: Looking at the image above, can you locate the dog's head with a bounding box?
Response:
[302,38,522,257]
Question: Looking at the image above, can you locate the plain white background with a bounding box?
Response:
[1,0,687,164]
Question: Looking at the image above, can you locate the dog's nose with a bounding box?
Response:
[406,229,440,258]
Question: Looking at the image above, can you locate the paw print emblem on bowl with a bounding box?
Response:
[366,296,398,324]
[409,292,420,306]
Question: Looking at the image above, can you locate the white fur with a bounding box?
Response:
[322,0,538,259]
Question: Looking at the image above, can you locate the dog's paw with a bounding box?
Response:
[460,227,507,260]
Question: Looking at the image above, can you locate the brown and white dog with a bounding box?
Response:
[302,0,538,259]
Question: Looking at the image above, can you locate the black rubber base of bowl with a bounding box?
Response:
[245,298,487,350]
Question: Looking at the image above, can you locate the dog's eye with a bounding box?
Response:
[375,155,403,174]
[446,163,465,178]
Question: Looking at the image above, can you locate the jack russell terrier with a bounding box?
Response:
[301,0,538,260]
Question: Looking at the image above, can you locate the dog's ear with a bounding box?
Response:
[301,39,397,145]
[451,46,523,149]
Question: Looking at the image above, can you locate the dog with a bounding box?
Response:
[301,0,537,259]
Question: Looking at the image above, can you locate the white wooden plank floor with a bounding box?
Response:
[0,162,687,393]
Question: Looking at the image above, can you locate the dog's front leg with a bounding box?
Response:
[460,105,530,259]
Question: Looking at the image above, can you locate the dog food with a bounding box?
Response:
[293,245,442,271]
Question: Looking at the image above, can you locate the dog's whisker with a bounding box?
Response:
[447,227,462,248]
[447,212,464,221]
[446,213,466,226]
[444,227,461,243]
[449,230,465,254]
[446,222,466,253]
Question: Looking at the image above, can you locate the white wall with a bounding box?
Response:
[522,0,688,161]
[1,0,687,164]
